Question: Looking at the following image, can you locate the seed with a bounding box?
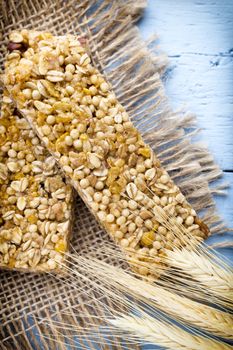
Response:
[37,81,49,97]
[80,178,89,189]
[153,241,162,250]
[12,228,22,244]
[93,192,102,202]
[102,195,110,205]
[115,231,124,239]
[46,70,64,82]
[63,165,73,174]
[73,139,82,149]
[191,209,196,216]
[176,216,183,225]
[47,115,56,125]
[32,90,41,100]
[80,53,90,66]
[17,197,26,211]
[66,64,75,73]
[122,208,130,217]
[31,249,41,267]
[95,181,104,190]
[128,223,136,233]
[47,259,57,269]
[114,114,122,124]
[30,198,40,208]
[70,129,79,139]
[185,215,194,226]
[144,219,152,229]
[22,240,32,251]
[0,125,6,134]
[29,224,37,233]
[65,71,73,81]
[100,82,109,92]
[116,216,126,226]
[65,135,73,146]
[126,183,138,199]
[145,168,156,181]
[160,174,169,184]
[158,226,167,235]
[91,202,99,211]
[20,178,29,192]
[7,161,19,172]
[73,169,84,180]
[136,164,146,173]
[98,211,106,221]
[121,239,129,248]
[176,193,184,203]
[90,74,98,84]
[106,214,114,223]
[88,153,101,168]
[34,101,52,114]
[140,210,152,220]
[128,200,137,210]
[66,85,74,95]
[161,196,167,206]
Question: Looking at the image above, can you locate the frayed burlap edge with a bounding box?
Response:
[0,0,229,349]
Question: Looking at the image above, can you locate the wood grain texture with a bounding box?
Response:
[138,0,233,233]
[139,0,233,170]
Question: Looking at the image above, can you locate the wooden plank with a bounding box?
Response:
[138,0,233,170]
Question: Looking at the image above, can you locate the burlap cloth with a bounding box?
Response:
[0,1,227,349]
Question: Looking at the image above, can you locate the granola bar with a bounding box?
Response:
[2,30,209,276]
[0,91,74,272]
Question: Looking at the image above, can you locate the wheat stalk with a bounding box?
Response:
[210,241,233,249]
[41,258,232,350]
[82,261,233,339]
[109,313,232,350]
[66,253,233,340]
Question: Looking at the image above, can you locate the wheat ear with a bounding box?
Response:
[42,257,232,350]
[165,248,233,303]
[109,313,232,350]
[75,255,233,339]
[87,242,231,309]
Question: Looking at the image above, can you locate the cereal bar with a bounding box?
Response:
[0,91,74,272]
[3,30,209,276]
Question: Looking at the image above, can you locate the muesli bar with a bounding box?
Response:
[0,91,73,272]
[3,30,209,276]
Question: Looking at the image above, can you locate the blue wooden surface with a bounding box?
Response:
[138,0,233,230]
